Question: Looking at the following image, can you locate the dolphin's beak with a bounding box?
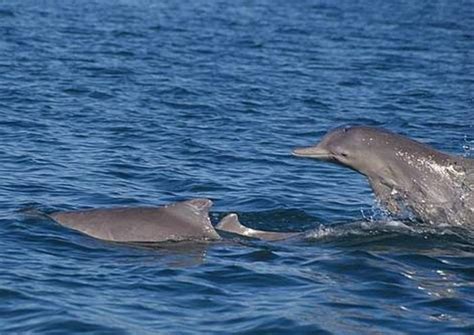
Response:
[292,146,332,160]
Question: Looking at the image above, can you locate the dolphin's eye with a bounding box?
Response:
[340,152,348,157]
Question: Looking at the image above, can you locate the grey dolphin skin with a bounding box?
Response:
[50,199,221,243]
[293,126,474,226]
[216,213,300,241]
[49,199,296,243]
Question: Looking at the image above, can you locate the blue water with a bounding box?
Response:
[1,0,473,333]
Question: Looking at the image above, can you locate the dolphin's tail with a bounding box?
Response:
[216,213,300,241]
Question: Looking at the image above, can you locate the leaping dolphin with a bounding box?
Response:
[293,126,474,226]
[49,199,297,243]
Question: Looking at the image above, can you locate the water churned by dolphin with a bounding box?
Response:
[293,126,474,226]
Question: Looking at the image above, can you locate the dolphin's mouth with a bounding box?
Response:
[292,146,332,160]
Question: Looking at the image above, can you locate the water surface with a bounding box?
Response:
[0,0,473,333]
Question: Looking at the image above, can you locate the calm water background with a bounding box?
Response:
[1,0,473,333]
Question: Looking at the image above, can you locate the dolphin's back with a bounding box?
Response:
[50,199,220,242]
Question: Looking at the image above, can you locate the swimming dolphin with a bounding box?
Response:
[49,199,220,243]
[216,213,300,241]
[49,199,296,243]
[293,126,474,226]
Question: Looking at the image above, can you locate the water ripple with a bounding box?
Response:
[0,0,473,333]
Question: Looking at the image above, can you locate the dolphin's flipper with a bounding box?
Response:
[216,213,299,241]
[463,162,474,190]
[368,178,405,215]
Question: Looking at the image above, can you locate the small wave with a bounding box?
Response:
[304,219,474,248]
[304,219,411,239]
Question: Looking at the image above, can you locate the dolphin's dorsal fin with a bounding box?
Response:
[216,213,300,241]
[182,199,213,213]
[216,213,249,235]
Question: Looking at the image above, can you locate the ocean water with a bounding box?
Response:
[0,0,473,333]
